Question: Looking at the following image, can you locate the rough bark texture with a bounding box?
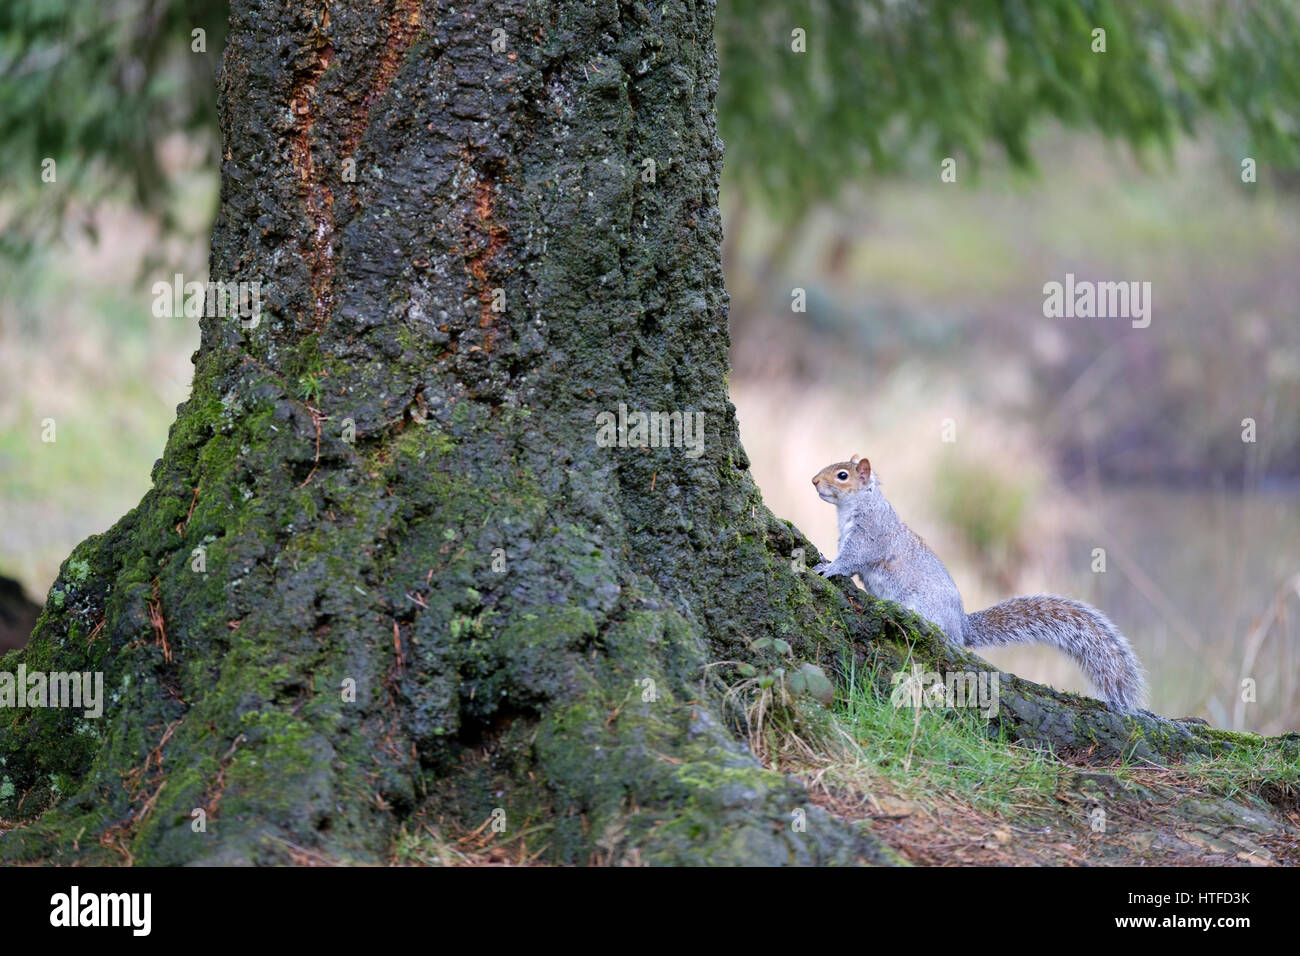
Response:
[0,0,874,865]
[0,0,1294,865]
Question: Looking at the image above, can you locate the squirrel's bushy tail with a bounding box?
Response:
[963,595,1146,712]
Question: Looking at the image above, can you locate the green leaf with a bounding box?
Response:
[796,663,835,706]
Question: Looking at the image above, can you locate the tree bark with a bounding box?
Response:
[0,0,883,865]
[1,0,1293,866]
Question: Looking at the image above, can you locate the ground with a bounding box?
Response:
[808,768,1300,867]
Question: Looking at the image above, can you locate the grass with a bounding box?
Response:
[829,653,1296,809]
[831,654,1064,814]
[719,651,1299,864]
[1154,740,1300,806]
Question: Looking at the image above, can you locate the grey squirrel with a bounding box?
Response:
[811,455,1146,712]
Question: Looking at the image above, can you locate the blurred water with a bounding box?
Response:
[1065,486,1300,732]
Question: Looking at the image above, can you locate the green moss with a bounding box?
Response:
[66,558,91,585]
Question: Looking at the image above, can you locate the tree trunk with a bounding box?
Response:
[1,0,1292,866]
[0,0,876,865]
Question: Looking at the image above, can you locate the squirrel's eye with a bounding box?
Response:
[836,471,848,480]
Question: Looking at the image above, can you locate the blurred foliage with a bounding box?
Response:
[0,0,227,252]
[719,0,1300,211]
[2,0,1300,236]
[933,455,1034,574]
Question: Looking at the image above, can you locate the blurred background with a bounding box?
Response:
[1,1,1298,732]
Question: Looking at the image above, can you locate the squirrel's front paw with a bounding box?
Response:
[812,561,837,577]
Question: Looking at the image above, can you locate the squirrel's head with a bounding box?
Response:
[811,454,875,503]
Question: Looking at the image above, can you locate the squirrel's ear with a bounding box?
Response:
[849,454,861,465]
[855,457,872,479]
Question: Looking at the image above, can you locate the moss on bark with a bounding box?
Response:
[0,0,891,865]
